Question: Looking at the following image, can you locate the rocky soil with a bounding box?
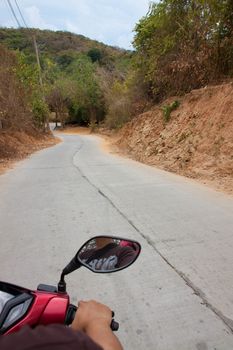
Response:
[115,82,233,194]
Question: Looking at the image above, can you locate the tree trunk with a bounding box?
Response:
[90,108,96,123]
[89,109,96,132]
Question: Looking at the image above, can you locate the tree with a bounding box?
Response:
[65,55,105,125]
[0,44,47,131]
[133,0,233,100]
[46,87,68,128]
[16,52,49,128]
[55,54,74,69]
[87,48,103,63]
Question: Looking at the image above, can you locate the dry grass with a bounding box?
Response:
[0,131,60,174]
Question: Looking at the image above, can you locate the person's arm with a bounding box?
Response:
[117,247,137,268]
[71,300,123,350]
[0,324,103,350]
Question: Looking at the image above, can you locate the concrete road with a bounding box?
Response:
[0,134,233,349]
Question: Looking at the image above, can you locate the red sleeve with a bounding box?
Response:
[0,324,103,350]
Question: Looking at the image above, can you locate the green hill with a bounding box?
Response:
[0,28,132,72]
[0,27,127,56]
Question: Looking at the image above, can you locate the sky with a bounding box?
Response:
[0,0,151,49]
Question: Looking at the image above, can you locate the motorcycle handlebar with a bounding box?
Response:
[111,318,119,331]
[65,304,77,325]
[65,304,119,332]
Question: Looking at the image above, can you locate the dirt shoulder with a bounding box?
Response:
[0,130,60,175]
[113,82,233,196]
[97,130,233,196]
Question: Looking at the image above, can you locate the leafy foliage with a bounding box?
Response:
[31,97,49,127]
[87,48,103,63]
[0,28,132,128]
[61,55,105,125]
[0,44,48,131]
[162,100,180,123]
[134,0,233,100]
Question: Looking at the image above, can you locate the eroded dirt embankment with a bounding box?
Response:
[115,82,233,194]
[0,131,59,174]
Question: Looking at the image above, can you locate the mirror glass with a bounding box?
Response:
[76,236,141,273]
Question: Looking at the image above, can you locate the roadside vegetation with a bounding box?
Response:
[0,28,133,162]
[1,0,233,136]
[0,43,47,132]
[134,0,233,101]
[0,28,134,130]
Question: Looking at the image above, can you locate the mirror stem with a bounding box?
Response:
[62,258,81,276]
[58,273,66,293]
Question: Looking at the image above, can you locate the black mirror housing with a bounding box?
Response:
[76,236,141,273]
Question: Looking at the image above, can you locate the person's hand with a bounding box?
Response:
[71,300,112,333]
[71,300,123,350]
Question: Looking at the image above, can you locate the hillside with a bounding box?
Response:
[0,27,127,56]
[116,83,233,194]
[0,28,130,71]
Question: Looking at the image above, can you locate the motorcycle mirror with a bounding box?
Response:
[76,236,141,273]
[58,236,141,293]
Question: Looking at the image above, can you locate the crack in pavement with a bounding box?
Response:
[72,139,233,334]
[17,166,75,170]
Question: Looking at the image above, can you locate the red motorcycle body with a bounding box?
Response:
[0,282,70,335]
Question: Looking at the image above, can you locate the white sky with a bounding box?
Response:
[0,0,151,49]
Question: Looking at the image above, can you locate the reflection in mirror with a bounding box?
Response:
[77,236,140,273]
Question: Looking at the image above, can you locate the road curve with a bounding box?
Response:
[0,133,233,349]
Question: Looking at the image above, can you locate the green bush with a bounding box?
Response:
[87,48,103,63]
[32,97,49,128]
[162,100,180,123]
